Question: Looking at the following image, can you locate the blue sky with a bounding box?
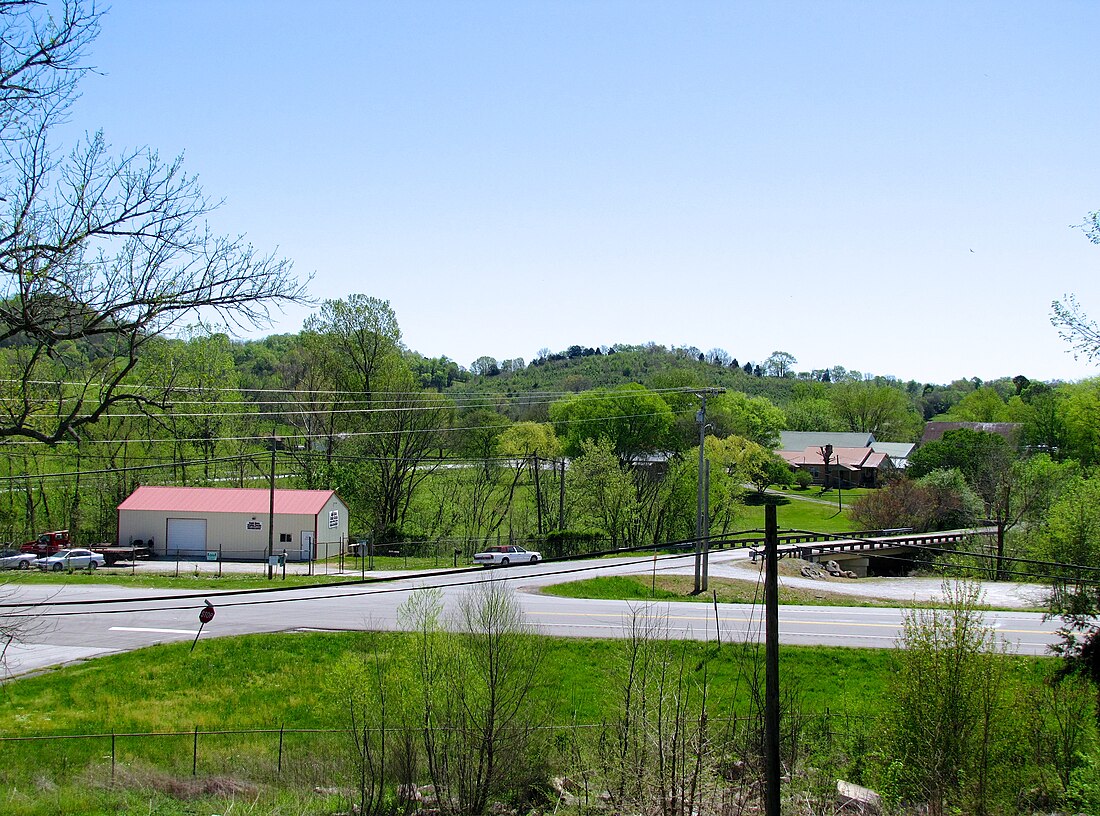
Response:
[71,1,1100,384]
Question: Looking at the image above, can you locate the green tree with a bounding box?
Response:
[707,392,786,447]
[784,396,839,432]
[549,384,674,464]
[715,435,792,495]
[948,386,1010,422]
[303,295,402,400]
[829,382,921,440]
[405,583,545,816]
[883,581,1020,816]
[1060,378,1100,466]
[568,438,638,547]
[763,350,797,377]
[908,428,1012,485]
[496,422,562,460]
[1039,476,1100,572]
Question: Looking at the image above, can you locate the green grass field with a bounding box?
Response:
[539,573,1022,611]
[0,629,1057,815]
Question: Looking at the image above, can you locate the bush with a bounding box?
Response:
[794,470,813,490]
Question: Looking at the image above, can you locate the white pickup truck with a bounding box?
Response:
[472,545,542,567]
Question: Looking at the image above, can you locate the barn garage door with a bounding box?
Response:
[167,518,207,556]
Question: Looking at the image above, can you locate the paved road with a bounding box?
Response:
[0,549,1062,679]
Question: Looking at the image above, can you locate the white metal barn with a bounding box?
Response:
[117,486,349,561]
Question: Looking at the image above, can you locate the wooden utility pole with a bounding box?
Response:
[764,503,781,816]
[533,454,543,535]
[693,387,724,593]
[267,431,276,580]
[558,458,566,530]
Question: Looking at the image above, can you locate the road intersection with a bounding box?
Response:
[0,548,1062,679]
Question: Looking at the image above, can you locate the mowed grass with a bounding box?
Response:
[730,494,857,536]
[541,573,900,607]
[0,631,902,737]
[541,572,1027,612]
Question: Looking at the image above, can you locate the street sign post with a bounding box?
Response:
[191,601,215,652]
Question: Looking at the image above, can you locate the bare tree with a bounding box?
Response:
[0,1,308,443]
[1050,212,1100,363]
[406,581,544,815]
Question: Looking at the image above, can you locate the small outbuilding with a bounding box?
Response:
[118,486,349,561]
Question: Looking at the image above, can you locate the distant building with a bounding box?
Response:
[777,446,894,488]
[780,431,875,450]
[779,431,913,471]
[117,486,349,561]
[919,422,1022,446]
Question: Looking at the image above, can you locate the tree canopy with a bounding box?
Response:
[549,384,675,463]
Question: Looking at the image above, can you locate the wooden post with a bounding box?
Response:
[764,503,781,816]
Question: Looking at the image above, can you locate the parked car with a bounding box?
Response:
[35,548,106,571]
[472,545,542,567]
[0,548,37,570]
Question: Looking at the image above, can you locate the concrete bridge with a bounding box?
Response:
[731,528,995,577]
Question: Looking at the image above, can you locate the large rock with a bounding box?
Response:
[836,780,881,814]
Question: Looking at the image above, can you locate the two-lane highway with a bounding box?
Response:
[0,550,1062,678]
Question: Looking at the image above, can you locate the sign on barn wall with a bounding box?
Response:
[246,520,261,530]
[329,509,339,529]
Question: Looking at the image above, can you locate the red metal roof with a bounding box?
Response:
[777,447,892,470]
[118,486,338,516]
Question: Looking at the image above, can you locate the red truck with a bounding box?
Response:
[20,530,71,556]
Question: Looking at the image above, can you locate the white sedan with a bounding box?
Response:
[35,548,106,571]
[472,545,542,567]
[0,548,37,569]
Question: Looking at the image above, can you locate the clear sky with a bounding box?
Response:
[69,1,1100,385]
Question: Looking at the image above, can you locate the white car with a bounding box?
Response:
[35,548,106,571]
[0,548,37,570]
[472,545,542,567]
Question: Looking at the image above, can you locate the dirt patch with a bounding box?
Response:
[111,765,259,799]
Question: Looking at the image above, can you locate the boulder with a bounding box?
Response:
[836,780,881,814]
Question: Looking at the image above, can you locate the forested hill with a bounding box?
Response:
[232,333,1035,440]
[438,344,886,403]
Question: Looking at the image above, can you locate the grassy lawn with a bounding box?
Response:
[540,573,1019,611]
[1,631,899,737]
[728,492,857,535]
[0,630,1055,814]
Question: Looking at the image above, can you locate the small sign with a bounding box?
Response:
[268,555,281,566]
[246,520,261,530]
[206,551,218,562]
[328,509,339,529]
[199,605,215,624]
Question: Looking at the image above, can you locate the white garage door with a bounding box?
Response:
[167,518,207,556]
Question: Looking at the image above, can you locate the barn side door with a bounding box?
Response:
[300,530,314,561]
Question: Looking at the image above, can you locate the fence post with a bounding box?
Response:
[278,723,285,775]
[192,726,199,776]
[111,732,116,782]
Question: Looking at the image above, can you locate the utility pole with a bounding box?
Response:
[693,388,724,593]
[764,503,781,816]
[533,454,543,536]
[558,458,566,530]
[267,430,277,580]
